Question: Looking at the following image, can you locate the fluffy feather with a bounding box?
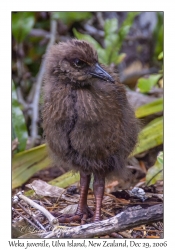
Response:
[42,39,139,180]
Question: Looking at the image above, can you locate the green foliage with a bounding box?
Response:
[74,12,138,65]
[116,12,139,50]
[12,12,35,43]
[137,74,162,93]
[103,18,127,65]
[135,98,163,118]
[153,12,163,59]
[158,51,163,60]
[12,80,28,152]
[146,151,163,186]
[49,171,80,189]
[157,151,163,165]
[12,144,51,189]
[52,12,91,25]
[132,117,163,156]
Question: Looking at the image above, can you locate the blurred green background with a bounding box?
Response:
[12,12,163,190]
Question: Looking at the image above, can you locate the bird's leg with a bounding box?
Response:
[93,173,105,222]
[58,171,92,224]
[76,171,91,217]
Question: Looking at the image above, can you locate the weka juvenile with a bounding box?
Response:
[42,39,139,223]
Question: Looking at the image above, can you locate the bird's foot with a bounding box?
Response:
[57,206,93,225]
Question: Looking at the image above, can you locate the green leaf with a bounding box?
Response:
[117,12,139,50]
[52,12,91,25]
[158,51,163,60]
[12,142,80,191]
[103,14,138,64]
[146,157,163,186]
[132,117,163,156]
[49,171,80,189]
[135,98,163,118]
[104,18,118,36]
[157,151,163,165]
[104,19,119,64]
[121,12,139,28]
[12,12,35,43]
[12,144,51,189]
[137,74,162,93]
[12,80,28,152]
[153,12,163,58]
[104,35,118,64]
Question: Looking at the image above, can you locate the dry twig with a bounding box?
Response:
[20,203,163,239]
[14,192,58,226]
[30,15,57,144]
[17,202,46,231]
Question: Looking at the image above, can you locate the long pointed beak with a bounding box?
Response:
[89,63,114,83]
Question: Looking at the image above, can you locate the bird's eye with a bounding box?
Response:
[73,59,86,68]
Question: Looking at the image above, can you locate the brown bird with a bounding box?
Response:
[42,39,139,223]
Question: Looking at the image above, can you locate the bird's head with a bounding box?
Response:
[45,39,114,87]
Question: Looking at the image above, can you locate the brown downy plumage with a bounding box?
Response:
[42,39,139,223]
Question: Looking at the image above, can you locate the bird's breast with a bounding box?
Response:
[68,87,121,159]
[43,84,122,161]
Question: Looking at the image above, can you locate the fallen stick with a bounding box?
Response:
[19,203,162,239]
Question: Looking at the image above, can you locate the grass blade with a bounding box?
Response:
[135,98,163,118]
